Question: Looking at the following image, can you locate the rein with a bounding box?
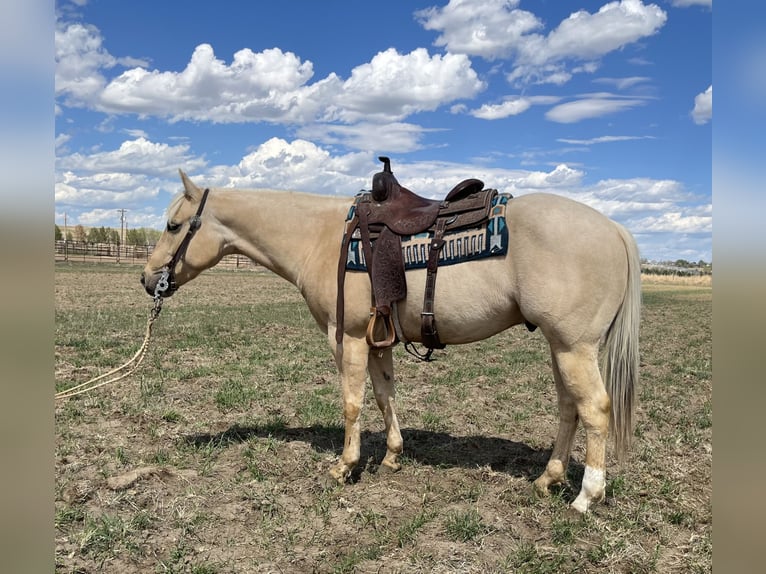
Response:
[55,188,210,401]
[55,289,164,401]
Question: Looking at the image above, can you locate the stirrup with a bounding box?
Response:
[366,307,397,349]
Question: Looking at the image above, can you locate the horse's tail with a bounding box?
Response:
[603,223,641,460]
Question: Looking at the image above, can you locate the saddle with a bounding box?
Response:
[336,157,498,358]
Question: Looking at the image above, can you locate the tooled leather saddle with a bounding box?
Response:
[336,157,498,359]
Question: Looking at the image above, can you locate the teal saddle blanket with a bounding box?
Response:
[344,193,510,271]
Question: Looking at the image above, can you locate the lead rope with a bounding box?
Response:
[55,269,169,401]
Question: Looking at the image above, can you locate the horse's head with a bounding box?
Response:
[141,171,225,298]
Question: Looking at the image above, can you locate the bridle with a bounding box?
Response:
[153,187,210,299]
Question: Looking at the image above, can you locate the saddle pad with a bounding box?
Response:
[345,193,510,271]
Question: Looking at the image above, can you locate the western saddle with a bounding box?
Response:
[336,157,498,359]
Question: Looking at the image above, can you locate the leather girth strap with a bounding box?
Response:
[420,217,447,350]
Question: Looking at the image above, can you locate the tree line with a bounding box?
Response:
[55,224,162,246]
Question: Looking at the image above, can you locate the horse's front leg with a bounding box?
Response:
[328,336,369,484]
[368,348,403,472]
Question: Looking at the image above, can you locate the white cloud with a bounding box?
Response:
[209,137,371,195]
[557,135,655,145]
[54,135,710,259]
[470,98,532,120]
[593,76,651,90]
[670,0,711,7]
[55,21,149,105]
[416,0,543,61]
[55,22,114,102]
[632,211,712,233]
[55,133,72,150]
[55,170,161,207]
[691,85,712,125]
[295,122,439,154]
[467,95,560,119]
[546,93,650,123]
[56,23,484,133]
[418,0,667,86]
[57,137,206,176]
[99,43,322,122]
[332,48,485,123]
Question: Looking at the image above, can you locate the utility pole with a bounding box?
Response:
[63,213,68,261]
[117,208,127,262]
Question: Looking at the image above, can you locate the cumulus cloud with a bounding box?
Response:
[332,48,485,123]
[55,21,149,105]
[204,137,372,195]
[691,85,712,125]
[57,137,206,176]
[418,0,667,86]
[633,210,712,233]
[56,22,484,134]
[416,0,543,60]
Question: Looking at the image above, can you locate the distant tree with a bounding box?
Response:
[65,230,73,242]
[55,224,62,241]
[88,226,108,243]
[108,229,120,244]
[74,224,87,243]
[126,228,148,245]
[145,228,162,244]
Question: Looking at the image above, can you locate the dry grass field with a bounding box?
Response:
[55,263,712,573]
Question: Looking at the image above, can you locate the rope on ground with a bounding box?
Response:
[55,298,163,401]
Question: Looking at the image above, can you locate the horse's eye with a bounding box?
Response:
[166,221,182,233]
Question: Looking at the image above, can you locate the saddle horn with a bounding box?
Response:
[372,156,398,202]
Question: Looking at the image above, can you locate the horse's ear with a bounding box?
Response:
[178,169,203,202]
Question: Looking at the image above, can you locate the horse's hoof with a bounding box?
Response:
[319,472,343,491]
[532,479,550,498]
[566,504,588,518]
[378,461,401,474]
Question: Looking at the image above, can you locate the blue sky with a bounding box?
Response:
[54,0,712,262]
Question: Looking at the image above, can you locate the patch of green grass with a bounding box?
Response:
[397,509,435,547]
[505,542,568,573]
[79,513,132,559]
[298,386,341,427]
[214,377,258,411]
[55,505,85,529]
[421,410,447,432]
[444,507,488,542]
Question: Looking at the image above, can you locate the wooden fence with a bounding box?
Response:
[54,241,258,270]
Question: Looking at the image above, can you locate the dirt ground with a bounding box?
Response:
[55,265,712,573]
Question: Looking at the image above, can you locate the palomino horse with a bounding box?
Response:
[141,170,641,513]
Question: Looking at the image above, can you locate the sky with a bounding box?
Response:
[54,0,712,263]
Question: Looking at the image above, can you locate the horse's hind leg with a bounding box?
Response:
[368,348,403,472]
[533,351,579,496]
[542,344,610,513]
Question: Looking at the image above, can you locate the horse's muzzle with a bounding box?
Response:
[140,271,175,298]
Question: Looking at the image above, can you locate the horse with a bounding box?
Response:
[141,170,641,513]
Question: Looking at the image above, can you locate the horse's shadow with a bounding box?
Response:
[183,423,583,485]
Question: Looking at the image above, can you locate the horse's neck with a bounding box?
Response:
[216,189,348,286]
